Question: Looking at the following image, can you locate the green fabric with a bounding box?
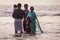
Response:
[35,17,44,33]
[28,12,36,33]
[28,12,43,33]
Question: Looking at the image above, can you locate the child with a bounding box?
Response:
[13,4,17,11]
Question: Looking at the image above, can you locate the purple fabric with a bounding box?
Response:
[14,19,22,31]
[24,10,29,16]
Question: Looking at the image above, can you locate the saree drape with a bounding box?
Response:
[28,12,43,33]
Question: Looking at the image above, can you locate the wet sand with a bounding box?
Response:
[0,16,60,40]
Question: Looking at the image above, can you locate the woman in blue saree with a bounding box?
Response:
[28,7,43,35]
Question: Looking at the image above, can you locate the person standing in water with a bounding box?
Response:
[28,7,43,35]
[12,3,25,36]
[23,4,31,33]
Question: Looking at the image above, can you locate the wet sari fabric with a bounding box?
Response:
[28,12,43,33]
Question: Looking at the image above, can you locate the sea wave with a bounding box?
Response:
[0,5,60,17]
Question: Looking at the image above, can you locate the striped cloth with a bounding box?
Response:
[14,19,22,31]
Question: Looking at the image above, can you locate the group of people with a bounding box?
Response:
[12,3,43,36]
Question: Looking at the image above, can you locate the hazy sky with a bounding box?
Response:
[0,0,60,5]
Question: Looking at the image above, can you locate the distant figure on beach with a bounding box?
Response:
[23,4,31,33]
[28,7,43,35]
[12,3,25,36]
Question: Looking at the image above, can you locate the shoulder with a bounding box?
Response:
[33,12,36,14]
[33,12,36,15]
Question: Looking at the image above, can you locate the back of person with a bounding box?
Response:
[16,9,24,19]
[12,9,24,19]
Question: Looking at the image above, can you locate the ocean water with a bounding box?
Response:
[0,5,60,40]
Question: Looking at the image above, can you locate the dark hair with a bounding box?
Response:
[17,3,22,7]
[14,4,17,8]
[30,6,34,8]
[24,4,28,7]
[30,6,34,9]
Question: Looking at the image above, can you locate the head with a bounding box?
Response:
[30,6,34,12]
[14,4,17,8]
[24,4,28,10]
[13,4,17,10]
[17,3,22,9]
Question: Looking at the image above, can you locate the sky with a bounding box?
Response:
[0,0,60,13]
[0,0,60,5]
